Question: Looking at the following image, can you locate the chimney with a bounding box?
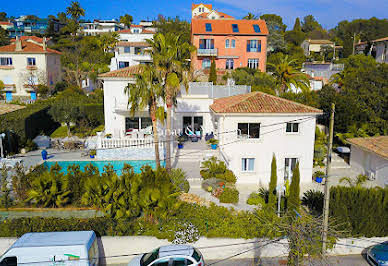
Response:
[43,37,47,50]
[15,36,22,51]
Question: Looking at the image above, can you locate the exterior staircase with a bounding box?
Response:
[330,152,351,169]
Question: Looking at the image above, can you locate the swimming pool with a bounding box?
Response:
[44,160,164,175]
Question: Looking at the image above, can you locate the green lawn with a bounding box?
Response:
[50,124,104,138]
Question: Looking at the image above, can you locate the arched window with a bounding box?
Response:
[225,39,230,48]
[231,39,236,48]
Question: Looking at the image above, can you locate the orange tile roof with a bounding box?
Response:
[98,65,143,78]
[0,103,26,116]
[306,39,333,45]
[130,24,143,28]
[192,3,212,10]
[348,136,388,159]
[210,91,322,114]
[0,41,61,55]
[116,41,150,47]
[191,19,268,35]
[141,29,154,34]
[0,21,12,26]
[218,12,234,19]
[373,36,388,43]
[10,36,49,43]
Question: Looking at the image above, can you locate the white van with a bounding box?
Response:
[0,231,99,266]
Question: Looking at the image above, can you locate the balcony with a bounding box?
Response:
[197,48,218,57]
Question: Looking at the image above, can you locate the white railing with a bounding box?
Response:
[179,82,251,99]
[99,138,154,149]
[197,48,218,56]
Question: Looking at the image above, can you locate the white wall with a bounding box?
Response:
[217,114,317,185]
[118,33,153,42]
[1,236,387,265]
[375,42,388,63]
[0,52,61,97]
[350,145,388,187]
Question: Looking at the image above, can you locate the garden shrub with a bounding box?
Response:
[330,186,388,237]
[247,192,266,206]
[301,189,324,215]
[201,157,236,183]
[218,188,239,204]
[201,178,225,192]
[170,168,190,193]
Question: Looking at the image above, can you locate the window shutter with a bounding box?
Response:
[258,40,261,52]
[211,39,214,49]
[247,40,250,52]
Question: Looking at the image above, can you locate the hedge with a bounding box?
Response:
[330,186,388,237]
[0,100,59,144]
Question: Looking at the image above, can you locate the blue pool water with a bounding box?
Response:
[43,160,164,175]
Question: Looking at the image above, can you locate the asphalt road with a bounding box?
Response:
[111,255,369,265]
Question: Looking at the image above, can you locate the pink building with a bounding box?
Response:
[191,15,268,73]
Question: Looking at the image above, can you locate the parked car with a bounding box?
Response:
[367,241,388,266]
[128,245,205,266]
[0,231,99,266]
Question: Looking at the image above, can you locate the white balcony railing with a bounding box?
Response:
[99,137,154,149]
[197,48,218,56]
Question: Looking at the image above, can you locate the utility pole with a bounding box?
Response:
[322,103,335,253]
[352,32,356,55]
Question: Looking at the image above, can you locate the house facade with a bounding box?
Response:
[0,37,61,101]
[191,19,268,72]
[348,136,388,188]
[99,66,321,185]
[372,37,388,64]
[80,20,124,36]
[109,25,155,71]
[6,17,64,38]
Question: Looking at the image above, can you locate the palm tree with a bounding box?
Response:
[243,12,258,20]
[339,175,367,188]
[66,1,85,22]
[125,65,165,168]
[146,33,195,172]
[267,55,310,94]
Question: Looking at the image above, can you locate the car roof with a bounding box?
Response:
[11,231,95,248]
[159,245,194,258]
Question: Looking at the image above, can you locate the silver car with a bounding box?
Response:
[128,245,205,266]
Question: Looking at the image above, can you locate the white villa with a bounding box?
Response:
[98,66,322,185]
[0,36,61,101]
[80,19,124,36]
[109,24,155,71]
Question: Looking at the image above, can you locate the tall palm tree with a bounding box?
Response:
[66,1,85,22]
[125,65,165,168]
[267,55,310,94]
[146,33,195,172]
[243,12,258,20]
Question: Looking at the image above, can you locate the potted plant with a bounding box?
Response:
[207,138,219,150]
[89,149,96,159]
[177,136,185,149]
[105,133,112,139]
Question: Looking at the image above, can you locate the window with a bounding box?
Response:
[225,39,230,48]
[286,123,299,133]
[133,29,140,34]
[226,59,234,70]
[247,40,261,52]
[141,117,152,129]
[172,257,194,266]
[140,248,159,266]
[247,59,259,69]
[231,39,236,48]
[202,58,211,69]
[253,24,261,33]
[242,158,255,172]
[232,24,239,32]
[0,256,17,266]
[199,39,214,49]
[238,123,260,138]
[126,117,152,132]
[124,47,131,53]
[27,57,36,66]
[284,158,298,181]
[118,61,129,69]
[205,23,212,32]
[0,57,12,66]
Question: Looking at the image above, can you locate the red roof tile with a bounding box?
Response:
[191,19,268,35]
[0,41,61,55]
[210,91,322,114]
[10,36,49,43]
[130,24,143,28]
[116,41,150,47]
[192,3,213,10]
[348,136,388,159]
[0,22,12,26]
[98,65,143,78]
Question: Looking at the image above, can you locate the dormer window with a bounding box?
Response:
[253,24,261,33]
[232,24,239,33]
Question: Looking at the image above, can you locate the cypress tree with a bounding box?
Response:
[268,154,277,207]
[293,18,302,31]
[208,59,217,84]
[288,162,300,212]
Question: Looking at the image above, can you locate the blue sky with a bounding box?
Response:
[1,0,387,29]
